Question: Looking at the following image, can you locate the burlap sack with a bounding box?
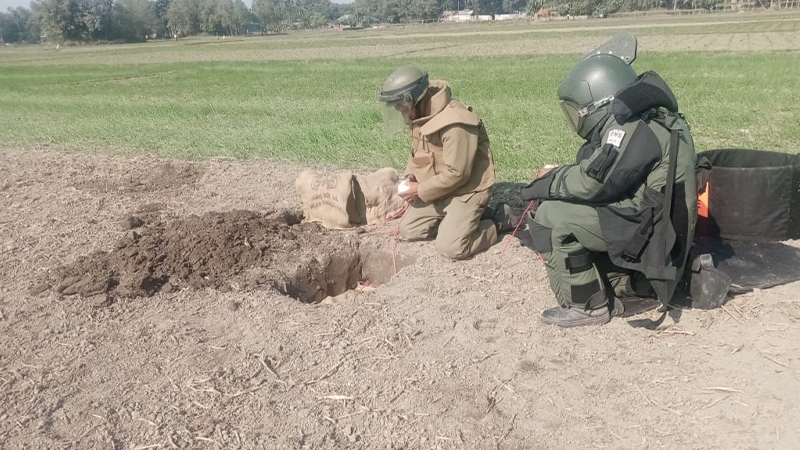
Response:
[296,168,405,229]
[295,170,366,229]
[355,168,406,225]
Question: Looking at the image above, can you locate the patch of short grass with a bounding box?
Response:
[1,52,798,182]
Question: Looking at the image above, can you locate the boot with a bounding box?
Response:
[541,304,611,328]
[612,296,660,318]
[484,203,520,233]
[607,273,659,318]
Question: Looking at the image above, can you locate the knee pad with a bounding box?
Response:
[526,213,553,253]
[565,249,593,274]
[566,250,607,310]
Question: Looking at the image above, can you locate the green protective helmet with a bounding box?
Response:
[557,32,639,139]
[378,66,429,108]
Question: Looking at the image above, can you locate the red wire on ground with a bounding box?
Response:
[367,196,545,272]
[364,201,410,234]
[365,199,411,275]
[385,201,410,222]
[368,227,401,237]
[500,200,542,264]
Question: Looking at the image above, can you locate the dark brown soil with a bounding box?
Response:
[52,210,299,298]
[47,209,406,303]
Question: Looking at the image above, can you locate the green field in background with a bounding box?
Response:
[1,16,798,182]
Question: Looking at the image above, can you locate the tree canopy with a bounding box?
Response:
[0,0,724,44]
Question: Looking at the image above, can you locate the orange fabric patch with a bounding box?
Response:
[698,181,709,218]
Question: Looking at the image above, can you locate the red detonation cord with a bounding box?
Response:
[366,200,411,274]
[365,201,410,234]
[499,200,544,264]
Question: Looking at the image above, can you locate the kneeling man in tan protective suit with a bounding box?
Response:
[378,66,517,260]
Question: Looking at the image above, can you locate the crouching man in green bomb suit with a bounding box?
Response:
[521,32,698,328]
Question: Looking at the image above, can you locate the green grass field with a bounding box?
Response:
[1,13,799,182]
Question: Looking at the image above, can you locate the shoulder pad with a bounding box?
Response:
[419,101,480,136]
[611,71,678,124]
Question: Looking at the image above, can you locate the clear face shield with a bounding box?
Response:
[380,99,413,135]
[561,96,613,137]
[560,101,582,134]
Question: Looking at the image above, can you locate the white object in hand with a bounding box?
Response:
[543,164,557,169]
[398,180,411,194]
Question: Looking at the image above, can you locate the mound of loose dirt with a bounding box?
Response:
[47,210,375,302]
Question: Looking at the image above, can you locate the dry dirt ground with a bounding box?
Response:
[2,147,800,450]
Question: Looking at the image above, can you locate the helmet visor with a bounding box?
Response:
[560,101,582,133]
[380,99,413,135]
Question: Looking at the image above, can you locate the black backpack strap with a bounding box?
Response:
[663,127,679,234]
[628,115,681,329]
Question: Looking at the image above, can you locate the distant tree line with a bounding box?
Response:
[351,0,528,23]
[540,0,724,16]
[0,0,723,44]
[350,0,722,22]
[0,0,353,43]
[0,6,41,42]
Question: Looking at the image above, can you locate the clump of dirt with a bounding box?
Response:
[48,210,411,303]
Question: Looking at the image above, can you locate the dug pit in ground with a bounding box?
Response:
[279,239,415,303]
[37,210,414,304]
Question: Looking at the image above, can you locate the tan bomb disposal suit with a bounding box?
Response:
[399,81,498,259]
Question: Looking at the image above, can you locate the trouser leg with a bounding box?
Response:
[594,253,656,299]
[435,189,497,260]
[527,201,608,310]
[398,198,444,241]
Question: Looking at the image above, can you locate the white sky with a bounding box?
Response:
[0,0,353,12]
[1,0,31,10]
